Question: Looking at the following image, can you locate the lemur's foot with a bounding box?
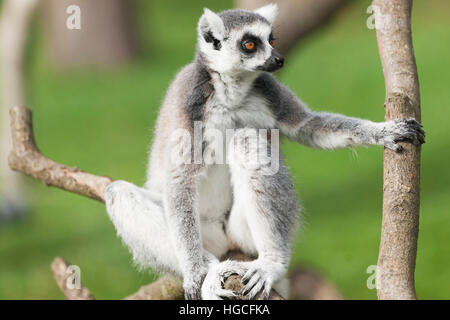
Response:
[381,118,425,152]
[241,260,280,300]
[201,260,247,300]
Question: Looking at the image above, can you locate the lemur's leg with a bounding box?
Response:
[202,129,299,300]
[283,112,425,151]
[105,180,218,276]
[106,180,231,299]
[105,180,182,274]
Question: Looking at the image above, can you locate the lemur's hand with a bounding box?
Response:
[201,259,285,300]
[381,118,425,152]
[240,259,285,300]
[201,260,247,300]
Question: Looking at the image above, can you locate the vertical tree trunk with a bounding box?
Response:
[236,0,347,55]
[373,0,421,300]
[0,0,39,219]
[44,0,137,69]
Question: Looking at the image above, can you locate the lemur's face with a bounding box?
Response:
[197,5,283,75]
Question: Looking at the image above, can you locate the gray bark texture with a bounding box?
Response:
[373,0,421,300]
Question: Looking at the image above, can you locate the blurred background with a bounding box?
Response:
[0,0,448,299]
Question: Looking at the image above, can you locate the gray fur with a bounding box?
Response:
[219,9,270,31]
[252,72,306,124]
[165,164,207,299]
[184,60,213,126]
[105,7,425,301]
[253,72,424,150]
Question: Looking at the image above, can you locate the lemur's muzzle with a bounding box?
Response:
[258,50,284,72]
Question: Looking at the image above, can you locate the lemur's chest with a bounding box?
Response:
[204,75,276,131]
[197,77,276,219]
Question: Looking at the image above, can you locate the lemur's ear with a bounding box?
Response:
[254,3,278,24]
[199,8,225,42]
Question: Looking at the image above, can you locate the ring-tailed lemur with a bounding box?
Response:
[105,4,425,300]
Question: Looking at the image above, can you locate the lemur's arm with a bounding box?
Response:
[164,162,215,300]
[281,110,425,151]
[254,73,424,150]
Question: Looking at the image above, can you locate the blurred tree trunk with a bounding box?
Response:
[44,0,137,69]
[0,0,39,219]
[236,0,347,55]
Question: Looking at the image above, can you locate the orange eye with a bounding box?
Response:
[269,40,275,47]
[244,41,255,50]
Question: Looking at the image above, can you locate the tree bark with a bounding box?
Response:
[373,0,421,300]
[44,0,137,69]
[124,275,185,300]
[0,0,39,219]
[236,0,347,55]
[8,106,112,203]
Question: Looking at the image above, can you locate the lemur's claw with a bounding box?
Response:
[382,118,425,152]
[218,289,239,300]
[241,267,273,300]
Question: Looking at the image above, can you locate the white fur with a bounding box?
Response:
[198,165,232,257]
[199,8,225,40]
[105,181,181,274]
[254,3,278,24]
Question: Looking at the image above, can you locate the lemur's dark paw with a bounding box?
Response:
[382,118,425,152]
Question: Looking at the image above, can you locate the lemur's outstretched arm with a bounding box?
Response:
[254,73,425,150]
[283,110,424,151]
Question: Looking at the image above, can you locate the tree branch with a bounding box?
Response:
[373,0,421,300]
[8,106,113,202]
[124,275,185,300]
[51,257,95,300]
[288,268,343,300]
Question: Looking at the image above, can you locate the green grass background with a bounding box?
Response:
[0,0,449,299]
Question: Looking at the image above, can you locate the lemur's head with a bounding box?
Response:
[197,4,283,75]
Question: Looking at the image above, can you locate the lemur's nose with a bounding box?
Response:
[275,56,284,67]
